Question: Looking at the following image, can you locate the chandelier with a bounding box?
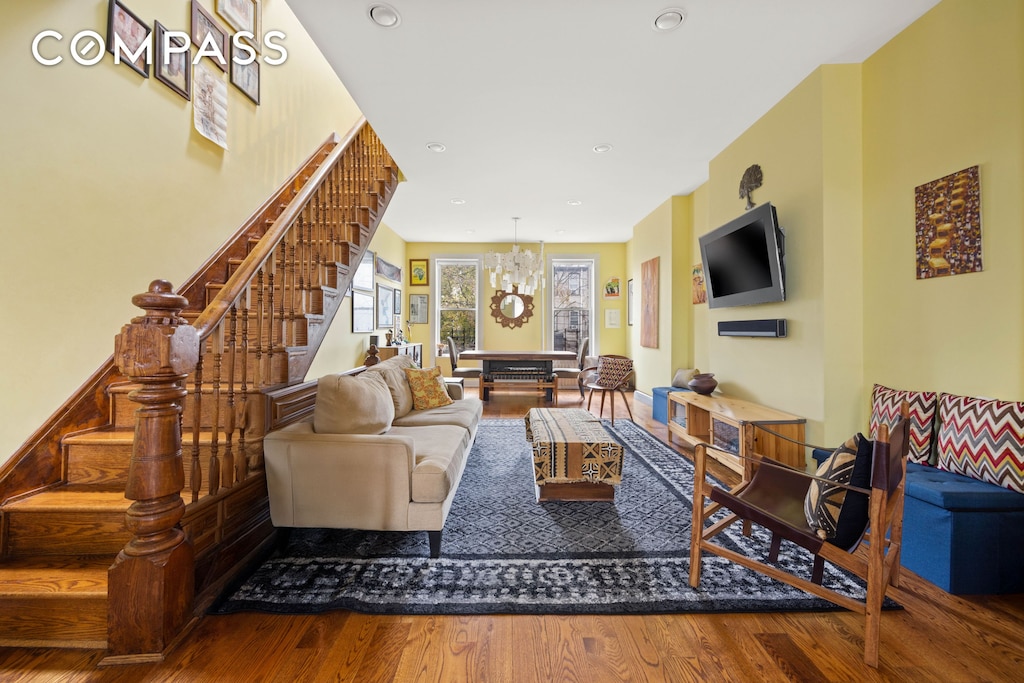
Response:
[483,217,545,295]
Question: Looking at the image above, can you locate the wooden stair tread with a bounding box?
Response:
[0,556,110,597]
[2,488,129,512]
[64,428,239,445]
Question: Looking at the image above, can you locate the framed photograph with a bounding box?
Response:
[409,258,429,286]
[217,0,257,34]
[107,0,151,78]
[352,250,374,292]
[394,288,402,316]
[377,284,395,329]
[375,256,402,283]
[627,278,634,326]
[154,21,191,100]
[191,1,228,71]
[409,294,428,324]
[352,290,375,333]
[230,47,259,104]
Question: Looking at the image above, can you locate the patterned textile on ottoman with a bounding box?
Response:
[870,384,938,465]
[936,393,1024,494]
[526,408,623,485]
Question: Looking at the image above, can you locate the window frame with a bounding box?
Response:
[548,256,597,356]
[433,257,482,356]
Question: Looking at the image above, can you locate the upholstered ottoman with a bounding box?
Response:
[901,463,1024,595]
[525,407,623,502]
[652,386,691,424]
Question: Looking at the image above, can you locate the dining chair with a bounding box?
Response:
[552,337,590,399]
[581,354,634,424]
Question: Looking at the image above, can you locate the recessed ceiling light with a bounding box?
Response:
[567,200,582,206]
[368,3,401,28]
[426,142,446,153]
[466,229,475,234]
[556,230,566,235]
[653,8,686,32]
[450,198,466,205]
[593,144,613,154]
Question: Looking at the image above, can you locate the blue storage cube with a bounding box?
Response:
[652,386,691,424]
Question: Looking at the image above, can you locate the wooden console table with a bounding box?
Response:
[667,393,806,479]
[376,343,422,366]
[459,349,576,402]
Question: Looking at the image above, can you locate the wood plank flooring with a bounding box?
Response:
[2,388,1023,682]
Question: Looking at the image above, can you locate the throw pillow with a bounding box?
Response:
[363,355,417,417]
[672,368,700,388]
[804,433,873,550]
[313,371,395,435]
[404,366,454,411]
[869,383,938,465]
[936,393,1024,494]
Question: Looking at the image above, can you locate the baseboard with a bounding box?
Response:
[633,391,652,406]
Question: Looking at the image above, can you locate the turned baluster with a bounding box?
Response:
[222,306,237,488]
[189,354,204,504]
[207,324,222,495]
[107,279,197,661]
[237,287,250,482]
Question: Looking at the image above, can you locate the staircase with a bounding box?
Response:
[0,119,401,656]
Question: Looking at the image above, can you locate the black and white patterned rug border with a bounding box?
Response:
[212,418,895,616]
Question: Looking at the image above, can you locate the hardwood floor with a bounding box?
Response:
[2,388,1023,682]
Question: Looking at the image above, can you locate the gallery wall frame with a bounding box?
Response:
[376,256,402,283]
[191,1,228,71]
[352,290,374,333]
[627,278,634,326]
[107,0,151,78]
[154,21,191,99]
[409,259,429,286]
[230,48,260,104]
[352,250,374,292]
[409,294,428,324]
[377,283,395,329]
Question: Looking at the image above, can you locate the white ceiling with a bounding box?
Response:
[287,0,939,244]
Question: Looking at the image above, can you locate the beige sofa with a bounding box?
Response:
[264,355,483,557]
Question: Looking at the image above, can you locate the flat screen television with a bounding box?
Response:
[698,202,785,309]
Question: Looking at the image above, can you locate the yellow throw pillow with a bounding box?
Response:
[404,366,454,411]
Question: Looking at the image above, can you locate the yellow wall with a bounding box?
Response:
[861,0,1024,401]
[0,1,362,462]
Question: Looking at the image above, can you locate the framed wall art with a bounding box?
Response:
[107,0,151,77]
[376,256,402,283]
[352,290,375,333]
[627,278,634,326]
[154,21,191,99]
[191,1,228,71]
[394,288,402,316]
[217,0,257,35]
[409,258,429,286]
[641,257,659,349]
[409,294,428,324]
[352,250,374,292]
[914,165,982,279]
[377,283,395,329]
[230,48,259,104]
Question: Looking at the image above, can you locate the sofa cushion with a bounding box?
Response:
[389,424,470,504]
[870,384,938,465]
[363,355,417,417]
[313,372,394,435]
[804,433,873,549]
[405,366,454,410]
[392,396,484,433]
[905,463,1024,510]
[936,393,1024,494]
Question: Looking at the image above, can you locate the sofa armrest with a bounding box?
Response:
[445,381,465,400]
[263,420,417,529]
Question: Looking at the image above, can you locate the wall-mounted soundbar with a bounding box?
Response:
[718,319,787,338]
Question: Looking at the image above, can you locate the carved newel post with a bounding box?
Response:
[106,280,199,662]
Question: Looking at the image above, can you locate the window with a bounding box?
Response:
[551,259,594,353]
[436,259,479,354]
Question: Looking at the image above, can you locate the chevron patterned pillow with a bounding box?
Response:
[870,384,938,465]
[936,393,1024,494]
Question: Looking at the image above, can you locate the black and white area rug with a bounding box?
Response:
[211,418,889,616]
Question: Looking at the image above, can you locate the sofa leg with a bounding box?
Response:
[427,530,442,558]
[274,527,292,557]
